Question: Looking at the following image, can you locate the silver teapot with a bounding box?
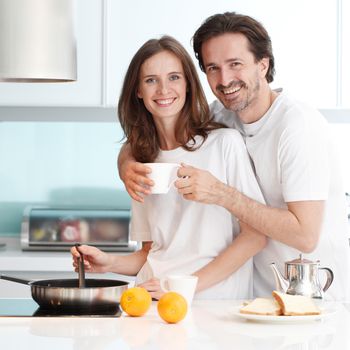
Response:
[270,254,334,299]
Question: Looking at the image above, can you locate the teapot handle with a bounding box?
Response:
[319,267,334,292]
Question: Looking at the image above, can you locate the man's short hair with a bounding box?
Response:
[192,12,275,83]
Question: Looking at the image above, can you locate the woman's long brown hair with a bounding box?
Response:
[118,35,224,163]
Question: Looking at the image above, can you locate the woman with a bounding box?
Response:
[71,36,266,299]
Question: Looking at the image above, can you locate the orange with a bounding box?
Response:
[157,292,188,323]
[120,287,152,317]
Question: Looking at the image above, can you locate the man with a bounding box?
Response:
[119,12,350,300]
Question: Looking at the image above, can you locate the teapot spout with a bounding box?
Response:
[269,262,289,293]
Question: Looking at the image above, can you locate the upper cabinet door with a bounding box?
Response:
[0,0,102,106]
[0,0,341,110]
[105,0,244,107]
[265,0,337,109]
[105,0,337,109]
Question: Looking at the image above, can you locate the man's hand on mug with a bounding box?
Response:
[175,163,224,204]
[120,161,153,202]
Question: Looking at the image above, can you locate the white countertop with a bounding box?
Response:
[0,236,132,271]
[0,300,349,350]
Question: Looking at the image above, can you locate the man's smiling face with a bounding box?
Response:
[202,33,268,114]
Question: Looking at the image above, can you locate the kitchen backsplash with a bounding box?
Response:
[0,121,130,235]
[0,120,349,236]
[329,124,350,192]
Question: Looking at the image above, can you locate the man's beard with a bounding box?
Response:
[217,77,260,113]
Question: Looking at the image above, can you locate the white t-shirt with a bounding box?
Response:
[131,128,265,299]
[211,92,350,301]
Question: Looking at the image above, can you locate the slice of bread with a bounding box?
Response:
[272,291,321,316]
[239,297,282,316]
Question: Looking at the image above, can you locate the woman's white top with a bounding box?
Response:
[131,128,265,299]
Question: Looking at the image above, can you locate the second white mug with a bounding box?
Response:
[160,274,198,306]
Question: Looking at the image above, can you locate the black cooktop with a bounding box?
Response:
[0,299,122,318]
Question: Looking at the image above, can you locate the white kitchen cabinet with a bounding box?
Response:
[0,0,103,107]
[0,0,346,116]
[105,0,218,107]
[105,0,338,109]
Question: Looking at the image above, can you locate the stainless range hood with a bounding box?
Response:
[0,0,77,82]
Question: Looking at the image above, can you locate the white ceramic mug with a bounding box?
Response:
[145,163,180,194]
[160,275,198,306]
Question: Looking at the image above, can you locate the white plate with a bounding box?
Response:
[232,304,337,323]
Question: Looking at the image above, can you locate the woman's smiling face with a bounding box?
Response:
[137,50,187,123]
